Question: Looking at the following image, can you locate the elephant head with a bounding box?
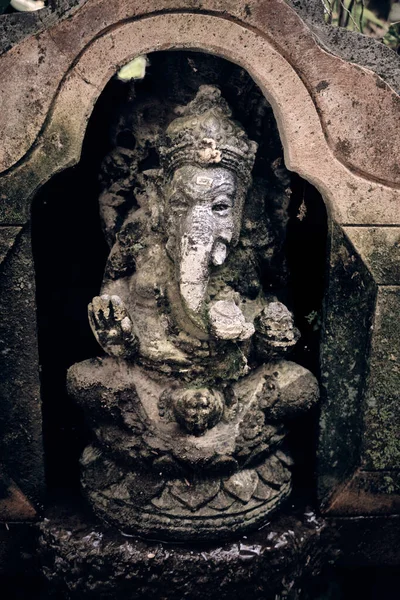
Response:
[159,86,258,333]
[164,165,244,327]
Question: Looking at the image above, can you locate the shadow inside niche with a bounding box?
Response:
[31,77,116,496]
[285,173,328,502]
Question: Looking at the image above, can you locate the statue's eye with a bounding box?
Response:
[170,196,189,212]
[212,197,232,214]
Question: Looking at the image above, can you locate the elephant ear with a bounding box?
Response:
[98,147,140,248]
[97,88,177,248]
[219,177,289,300]
[103,209,145,281]
[103,171,163,281]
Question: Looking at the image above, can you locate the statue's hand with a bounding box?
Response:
[208,301,255,341]
[254,301,300,359]
[88,294,138,359]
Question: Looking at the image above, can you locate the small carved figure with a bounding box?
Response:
[68,85,319,540]
[162,387,225,436]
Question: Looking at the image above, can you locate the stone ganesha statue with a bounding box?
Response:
[67,86,319,541]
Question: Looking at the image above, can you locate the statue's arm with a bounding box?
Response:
[88,293,138,360]
[89,206,143,360]
[253,299,300,360]
[258,361,320,422]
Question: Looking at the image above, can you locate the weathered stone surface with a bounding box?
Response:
[363,287,400,473]
[345,227,400,285]
[0,469,36,521]
[0,226,21,266]
[254,301,300,359]
[319,224,400,515]
[326,470,400,516]
[3,0,399,95]
[344,228,400,490]
[318,223,377,508]
[0,67,97,224]
[247,0,400,186]
[39,502,329,600]
[0,0,85,54]
[0,8,398,229]
[288,0,400,94]
[0,0,399,192]
[0,29,71,173]
[0,225,44,507]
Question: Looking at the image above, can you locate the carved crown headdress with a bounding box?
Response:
[159,85,258,184]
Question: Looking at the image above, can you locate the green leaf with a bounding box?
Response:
[117,56,147,82]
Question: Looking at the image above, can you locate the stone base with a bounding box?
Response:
[39,501,330,600]
[81,447,292,541]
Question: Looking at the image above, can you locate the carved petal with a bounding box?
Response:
[151,487,176,511]
[252,480,275,501]
[276,449,294,467]
[223,470,259,503]
[170,479,220,511]
[208,490,236,511]
[257,455,290,489]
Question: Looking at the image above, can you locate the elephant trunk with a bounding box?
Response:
[178,206,230,327]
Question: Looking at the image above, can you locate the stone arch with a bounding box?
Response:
[1,11,397,227]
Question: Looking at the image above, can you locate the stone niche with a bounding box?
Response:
[0,0,399,597]
[33,49,326,538]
